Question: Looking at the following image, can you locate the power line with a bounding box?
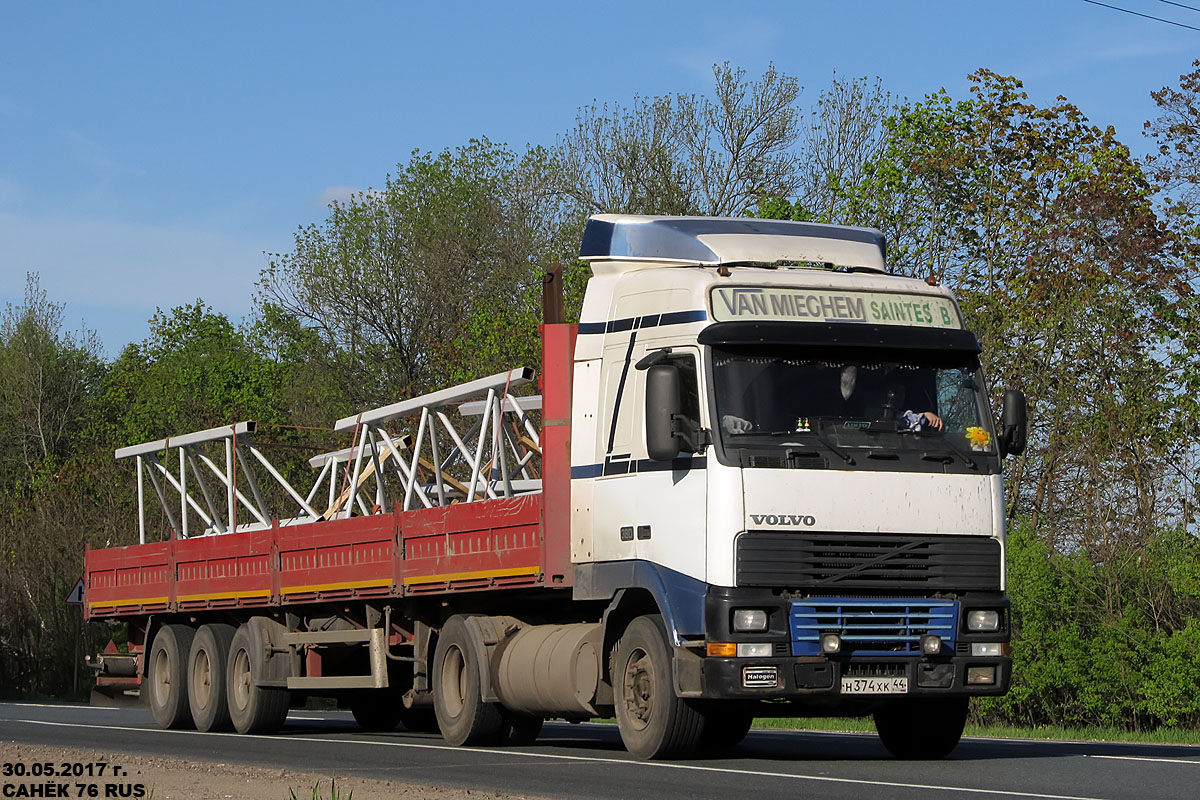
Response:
[1080,0,1200,30]
[1158,0,1200,15]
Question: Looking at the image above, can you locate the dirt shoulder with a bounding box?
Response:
[0,741,542,800]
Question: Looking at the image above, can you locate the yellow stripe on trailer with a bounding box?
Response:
[87,596,169,609]
[280,578,394,595]
[403,565,539,586]
[177,589,271,602]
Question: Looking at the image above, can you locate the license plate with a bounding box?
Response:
[840,676,908,694]
[743,666,779,688]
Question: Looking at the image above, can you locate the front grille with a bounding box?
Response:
[844,662,907,678]
[790,598,958,656]
[737,531,1001,591]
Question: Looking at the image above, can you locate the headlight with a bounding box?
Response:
[733,609,768,632]
[966,609,1000,631]
[736,643,773,658]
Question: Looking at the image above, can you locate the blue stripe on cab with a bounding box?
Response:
[577,309,707,336]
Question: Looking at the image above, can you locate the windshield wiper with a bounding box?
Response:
[920,434,979,470]
[811,423,855,466]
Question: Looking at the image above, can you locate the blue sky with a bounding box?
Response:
[1,1,1195,355]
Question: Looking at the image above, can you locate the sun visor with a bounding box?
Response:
[697,322,982,353]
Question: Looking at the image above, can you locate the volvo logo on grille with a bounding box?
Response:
[750,513,816,527]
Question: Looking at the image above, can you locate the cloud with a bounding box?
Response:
[61,129,144,184]
[0,210,290,354]
[1014,39,1193,81]
[314,185,379,208]
[0,177,19,208]
[668,18,785,84]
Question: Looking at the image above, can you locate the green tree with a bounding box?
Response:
[259,138,577,408]
[555,63,803,216]
[0,275,104,697]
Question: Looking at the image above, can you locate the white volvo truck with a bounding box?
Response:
[569,215,1023,758]
[87,214,1024,762]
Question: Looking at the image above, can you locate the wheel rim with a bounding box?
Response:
[231,648,251,711]
[440,644,466,717]
[152,648,171,708]
[192,649,212,711]
[621,646,654,732]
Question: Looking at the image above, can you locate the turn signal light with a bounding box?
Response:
[707,642,737,657]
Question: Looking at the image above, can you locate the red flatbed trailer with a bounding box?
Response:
[84,323,578,730]
[85,494,548,618]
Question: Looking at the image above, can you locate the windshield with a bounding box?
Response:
[711,345,998,472]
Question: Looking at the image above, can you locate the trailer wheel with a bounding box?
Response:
[188,624,236,732]
[698,704,754,750]
[432,616,503,746]
[874,697,969,759]
[226,623,291,734]
[148,624,196,729]
[613,615,704,759]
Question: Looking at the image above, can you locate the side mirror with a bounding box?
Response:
[646,364,687,461]
[1000,389,1027,457]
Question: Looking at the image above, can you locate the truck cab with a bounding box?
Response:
[568,215,1022,757]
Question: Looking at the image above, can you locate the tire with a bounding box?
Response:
[226,623,291,734]
[500,712,544,746]
[874,697,969,759]
[148,624,196,730]
[613,615,705,760]
[397,705,440,733]
[432,616,504,746]
[188,624,236,732]
[699,704,754,750]
[351,694,403,732]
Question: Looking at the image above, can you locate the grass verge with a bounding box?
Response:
[751,716,1200,745]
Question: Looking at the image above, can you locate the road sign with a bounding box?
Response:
[65,577,84,605]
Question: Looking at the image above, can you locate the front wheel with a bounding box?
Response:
[874,697,969,759]
[613,615,705,760]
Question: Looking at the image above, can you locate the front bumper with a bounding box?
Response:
[695,653,1011,700]
[697,586,1011,702]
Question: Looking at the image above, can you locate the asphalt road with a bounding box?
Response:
[2,702,1199,799]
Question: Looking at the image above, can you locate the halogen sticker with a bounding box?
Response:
[743,666,779,688]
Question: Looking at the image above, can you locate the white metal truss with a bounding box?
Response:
[117,368,543,540]
[322,367,541,517]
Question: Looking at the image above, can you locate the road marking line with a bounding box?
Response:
[1086,755,1200,765]
[10,719,1108,800]
[0,702,117,711]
